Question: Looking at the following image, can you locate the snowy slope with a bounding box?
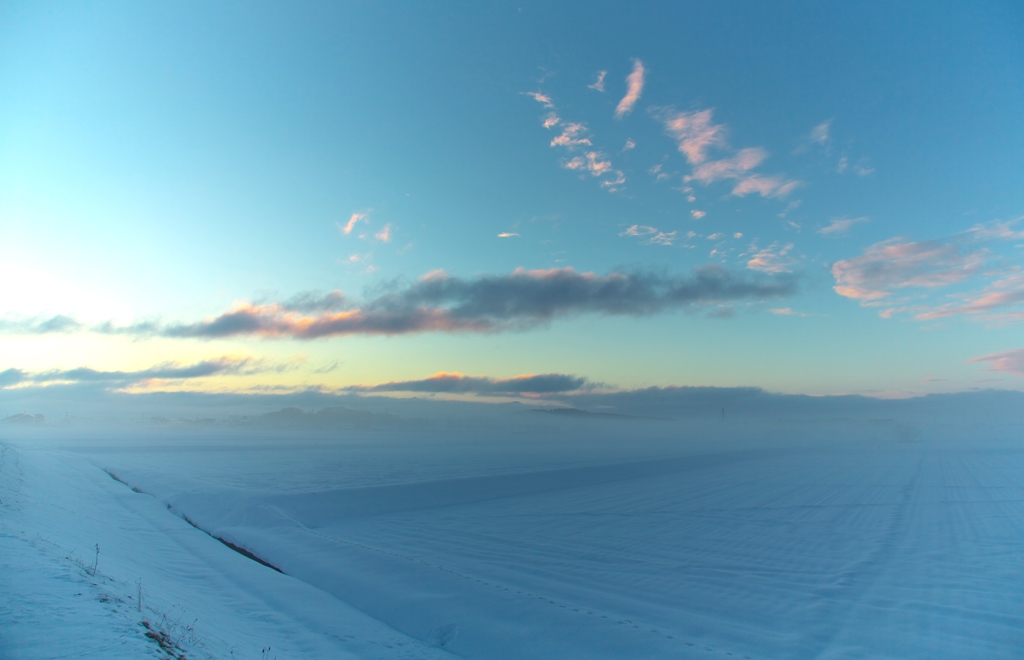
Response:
[0,441,454,659]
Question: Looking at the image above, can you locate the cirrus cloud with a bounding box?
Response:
[615,59,645,119]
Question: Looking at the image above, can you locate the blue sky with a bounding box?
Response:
[2,1,1023,403]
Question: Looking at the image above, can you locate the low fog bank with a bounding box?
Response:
[2,384,1021,434]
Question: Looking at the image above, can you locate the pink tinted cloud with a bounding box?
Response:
[340,212,367,235]
[615,59,645,119]
[523,91,554,108]
[374,224,392,243]
[915,273,1024,321]
[550,123,592,148]
[658,108,727,164]
[747,243,796,274]
[585,152,612,176]
[732,175,801,198]
[542,113,560,129]
[832,238,989,301]
[687,148,767,184]
[588,71,607,92]
[969,348,1024,376]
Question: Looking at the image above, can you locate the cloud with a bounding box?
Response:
[531,94,623,191]
[1,357,257,390]
[809,120,831,147]
[966,217,1024,242]
[0,368,26,387]
[522,91,554,108]
[623,138,636,151]
[349,371,592,395]
[687,148,767,184]
[914,272,1024,322]
[832,238,989,301]
[588,71,607,92]
[747,243,797,274]
[767,307,811,317]
[620,225,674,244]
[0,315,81,334]
[731,175,801,198]
[498,232,520,238]
[340,212,368,235]
[818,216,868,236]
[374,224,392,243]
[649,231,677,246]
[550,123,592,148]
[969,348,1024,376]
[620,225,657,238]
[615,59,645,119]
[656,108,727,164]
[584,152,612,176]
[690,210,706,220]
[656,108,799,201]
[121,267,796,339]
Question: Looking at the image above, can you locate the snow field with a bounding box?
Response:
[4,420,1023,658]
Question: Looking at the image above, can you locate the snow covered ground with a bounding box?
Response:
[3,419,1023,658]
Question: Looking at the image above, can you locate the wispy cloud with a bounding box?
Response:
[528,91,624,191]
[656,108,726,165]
[615,59,645,119]
[0,315,81,334]
[818,216,868,236]
[498,232,520,238]
[10,268,795,340]
[620,225,658,238]
[690,210,706,220]
[649,231,677,246]
[767,307,810,317]
[809,120,831,147]
[731,175,801,199]
[374,224,392,243]
[687,148,766,184]
[522,91,555,108]
[618,225,682,248]
[657,107,799,200]
[969,348,1024,376]
[914,272,1024,322]
[966,217,1024,241]
[588,71,607,92]
[622,138,636,151]
[0,357,259,390]
[550,122,592,148]
[747,243,797,274]
[832,238,989,301]
[348,371,593,395]
[339,212,368,235]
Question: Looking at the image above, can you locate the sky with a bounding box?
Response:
[2,0,1023,409]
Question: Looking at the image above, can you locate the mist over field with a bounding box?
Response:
[3,0,1023,657]
[4,391,1024,657]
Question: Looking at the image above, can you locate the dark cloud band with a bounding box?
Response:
[3,266,797,341]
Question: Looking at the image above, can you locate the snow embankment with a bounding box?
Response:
[0,441,453,659]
